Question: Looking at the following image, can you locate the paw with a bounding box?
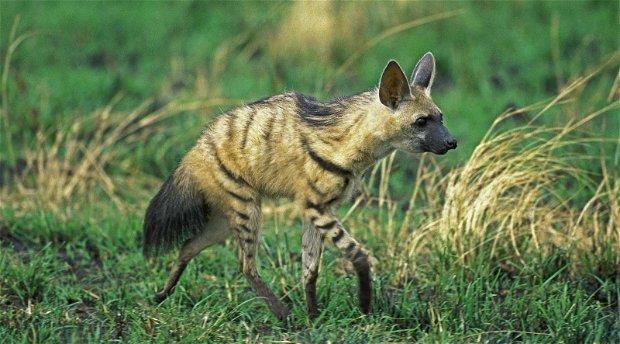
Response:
[307,307,320,320]
[153,289,169,304]
[277,311,292,327]
[273,305,291,324]
[360,302,371,315]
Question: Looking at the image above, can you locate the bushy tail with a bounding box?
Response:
[143,169,210,257]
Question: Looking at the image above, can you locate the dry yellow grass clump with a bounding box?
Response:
[0,99,215,216]
[437,57,618,265]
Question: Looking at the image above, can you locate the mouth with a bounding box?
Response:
[418,145,454,155]
[427,145,455,155]
[418,144,452,155]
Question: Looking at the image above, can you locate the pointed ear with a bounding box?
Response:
[411,52,436,95]
[379,60,411,110]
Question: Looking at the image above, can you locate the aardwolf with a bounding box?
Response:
[143,52,457,320]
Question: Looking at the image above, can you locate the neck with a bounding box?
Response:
[311,89,396,175]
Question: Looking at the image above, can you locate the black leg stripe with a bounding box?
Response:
[316,220,337,230]
[325,196,340,206]
[301,136,352,177]
[345,242,357,255]
[235,211,250,220]
[352,250,366,263]
[331,228,344,244]
[239,224,251,233]
[226,189,252,203]
[305,200,325,214]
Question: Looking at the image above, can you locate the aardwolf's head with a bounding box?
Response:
[378,53,457,155]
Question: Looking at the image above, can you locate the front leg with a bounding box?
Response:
[302,220,323,318]
[303,201,372,314]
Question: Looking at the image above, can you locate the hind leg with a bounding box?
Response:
[154,213,230,303]
[232,202,290,321]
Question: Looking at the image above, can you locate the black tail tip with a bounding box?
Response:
[142,173,210,257]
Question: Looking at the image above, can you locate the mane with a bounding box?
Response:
[245,90,375,127]
[294,91,374,127]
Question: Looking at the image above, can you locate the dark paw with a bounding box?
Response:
[153,289,169,304]
[308,310,319,320]
[360,302,370,315]
[307,304,320,320]
[274,308,291,324]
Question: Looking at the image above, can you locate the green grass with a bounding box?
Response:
[1,207,618,342]
[1,1,619,343]
[0,202,618,342]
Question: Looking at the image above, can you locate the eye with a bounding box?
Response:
[415,117,427,126]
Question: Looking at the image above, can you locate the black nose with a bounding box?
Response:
[446,138,457,149]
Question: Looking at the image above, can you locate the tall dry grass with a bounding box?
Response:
[0,97,237,218]
[0,16,244,217]
[436,55,619,266]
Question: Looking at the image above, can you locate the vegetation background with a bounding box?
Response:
[0,1,618,342]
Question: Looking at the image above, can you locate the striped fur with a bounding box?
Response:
[143,52,456,320]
